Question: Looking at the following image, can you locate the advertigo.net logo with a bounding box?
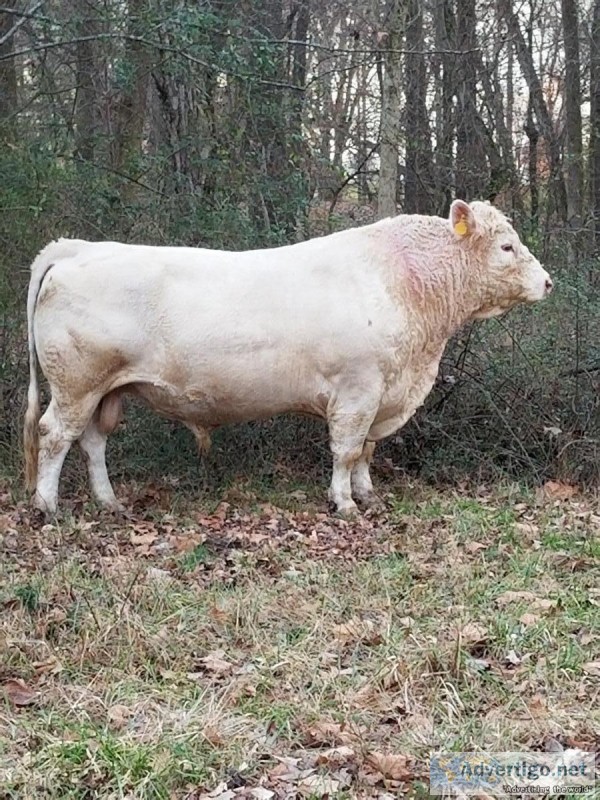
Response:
[430,751,597,796]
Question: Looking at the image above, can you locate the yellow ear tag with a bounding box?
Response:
[454,218,468,236]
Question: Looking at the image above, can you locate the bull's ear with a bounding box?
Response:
[449,199,476,238]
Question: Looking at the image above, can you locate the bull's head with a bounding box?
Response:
[450,199,553,320]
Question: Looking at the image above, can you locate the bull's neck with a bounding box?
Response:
[400,247,479,346]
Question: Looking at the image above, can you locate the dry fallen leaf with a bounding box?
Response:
[0,513,17,534]
[588,588,600,607]
[171,531,207,553]
[129,529,158,547]
[200,785,235,800]
[464,541,487,554]
[268,756,306,782]
[366,751,413,781]
[543,426,562,437]
[299,774,341,795]
[582,661,600,677]
[380,658,408,690]
[538,480,578,502]
[200,781,235,800]
[505,649,522,666]
[496,591,556,613]
[531,598,557,612]
[1,679,38,707]
[349,683,380,709]
[496,590,536,606]
[527,693,548,718]
[515,521,539,536]
[316,745,356,766]
[199,650,234,675]
[305,720,357,746]
[146,567,171,582]
[249,789,275,800]
[332,617,384,646]
[519,612,540,626]
[457,622,488,643]
[32,655,62,677]
[107,703,131,729]
[209,604,231,624]
[467,656,491,674]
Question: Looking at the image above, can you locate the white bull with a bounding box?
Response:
[24,200,553,515]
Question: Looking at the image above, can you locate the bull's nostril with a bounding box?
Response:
[545,278,553,293]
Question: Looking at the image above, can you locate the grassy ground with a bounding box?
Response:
[0,476,599,799]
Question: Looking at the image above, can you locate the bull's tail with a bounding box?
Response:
[23,242,65,491]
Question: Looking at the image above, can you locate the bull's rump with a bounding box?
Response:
[32,236,399,426]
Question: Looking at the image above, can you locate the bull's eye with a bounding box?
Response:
[501,244,514,253]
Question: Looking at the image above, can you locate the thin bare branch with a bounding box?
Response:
[0,0,45,47]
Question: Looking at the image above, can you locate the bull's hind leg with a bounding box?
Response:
[351,441,384,509]
[79,418,122,511]
[34,396,97,514]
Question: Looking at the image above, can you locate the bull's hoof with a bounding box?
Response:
[335,501,359,519]
[32,492,57,516]
[355,491,386,512]
[98,499,125,514]
[29,507,47,528]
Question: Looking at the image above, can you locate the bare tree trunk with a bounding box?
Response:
[560,0,583,232]
[356,63,370,202]
[0,1,18,140]
[73,4,98,163]
[111,0,150,175]
[291,0,310,134]
[378,0,406,219]
[506,41,513,163]
[524,21,539,231]
[505,39,520,214]
[455,0,487,199]
[525,93,539,232]
[590,0,600,244]
[498,0,567,221]
[404,0,434,214]
[473,44,514,201]
[290,0,311,234]
[434,0,455,215]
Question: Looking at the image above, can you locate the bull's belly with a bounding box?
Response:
[128,358,441,438]
[129,380,329,427]
[122,345,444,436]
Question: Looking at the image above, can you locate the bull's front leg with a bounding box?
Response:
[351,441,384,509]
[328,406,379,516]
[353,410,417,509]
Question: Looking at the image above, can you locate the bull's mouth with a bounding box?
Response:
[525,284,553,303]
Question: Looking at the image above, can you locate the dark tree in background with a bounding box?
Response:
[0,0,18,143]
[590,0,600,244]
[404,0,434,214]
[561,0,583,239]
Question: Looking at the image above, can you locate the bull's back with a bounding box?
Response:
[36,235,393,354]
